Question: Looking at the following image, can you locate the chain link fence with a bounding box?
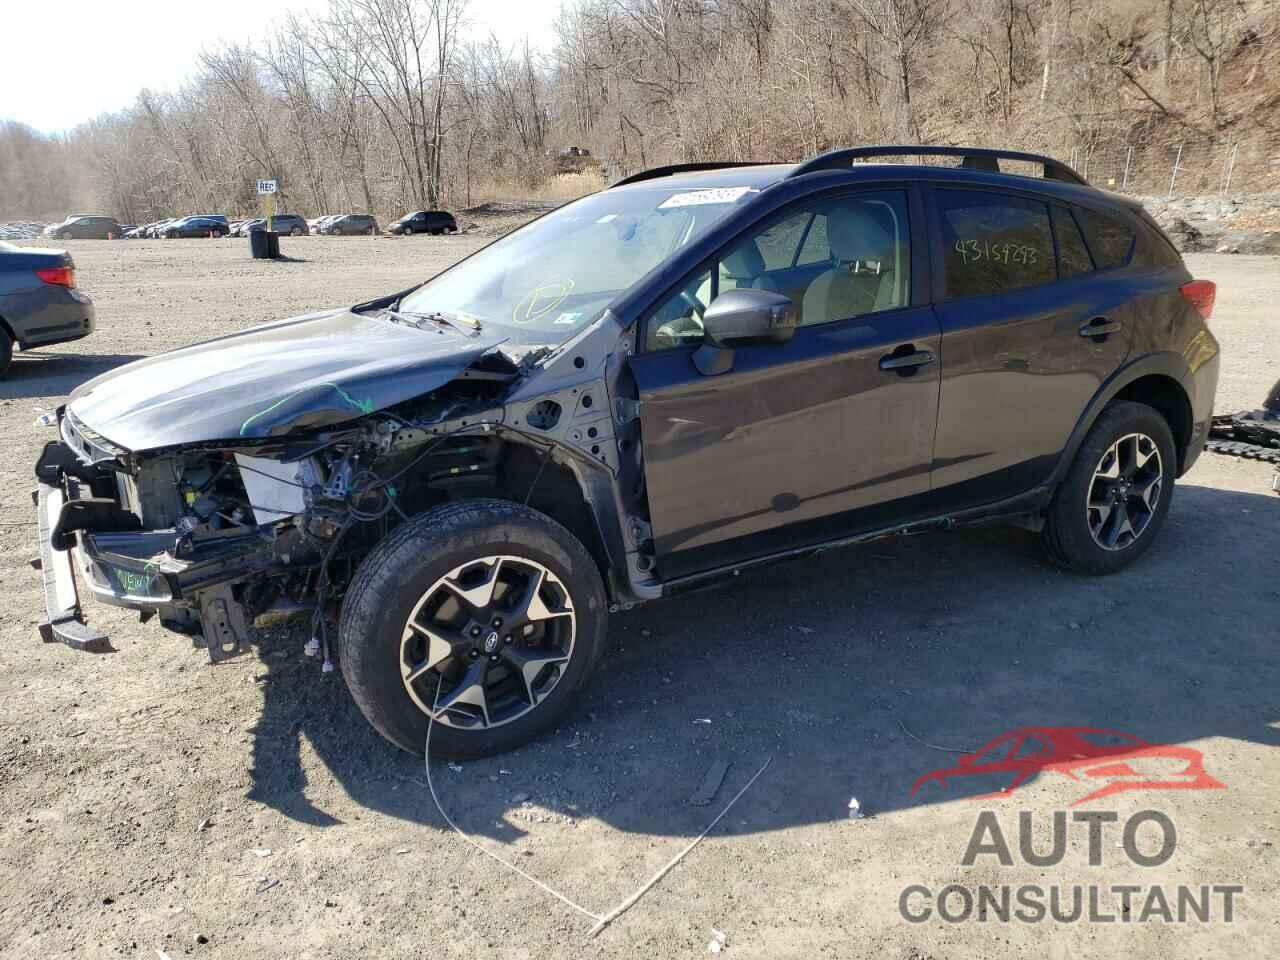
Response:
[1066,136,1279,198]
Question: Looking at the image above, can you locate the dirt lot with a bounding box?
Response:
[1,234,1276,959]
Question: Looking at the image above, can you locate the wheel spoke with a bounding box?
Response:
[441,558,504,610]
[404,622,461,682]
[1134,474,1162,511]
[1090,500,1113,528]
[509,566,573,628]
[433,657,491,726]
[502,645,570,705]
[1095,446,1121,481]
[1103,500,1135,548]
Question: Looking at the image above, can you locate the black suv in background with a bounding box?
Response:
[43,216,124,240]
[322,214,380,236]
[390,210,458,235]
[33,146,1218,760]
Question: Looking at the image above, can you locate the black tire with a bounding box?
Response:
[291,227,302,236]
[339,499,608,758]
[0,328,13,377]
[59,231,72,240]
[1042,401,1177,574]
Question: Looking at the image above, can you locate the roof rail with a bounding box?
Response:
[787,145,1087,186]
[610,161,774,188]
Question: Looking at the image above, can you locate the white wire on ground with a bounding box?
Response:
[423,693,771,939]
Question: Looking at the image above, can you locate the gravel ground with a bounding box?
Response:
[0,235,1276,960]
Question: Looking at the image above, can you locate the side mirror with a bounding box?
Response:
[694,288,797,376]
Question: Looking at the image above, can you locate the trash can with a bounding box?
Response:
[249,230,281,260]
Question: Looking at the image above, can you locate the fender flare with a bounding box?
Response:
[1049,351,1196,487]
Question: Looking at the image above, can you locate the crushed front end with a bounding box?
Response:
[34,408,338,656]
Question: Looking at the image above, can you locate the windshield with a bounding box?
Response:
[399,185,758,342]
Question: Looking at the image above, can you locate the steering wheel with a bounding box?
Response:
[652,290,708,349]
[679,289,707,319]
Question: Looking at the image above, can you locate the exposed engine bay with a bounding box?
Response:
[35,312,655,658]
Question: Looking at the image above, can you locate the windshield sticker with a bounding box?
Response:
[553,311,583,325]
[658,187,757,209]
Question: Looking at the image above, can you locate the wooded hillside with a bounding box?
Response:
[2,0,1276,222]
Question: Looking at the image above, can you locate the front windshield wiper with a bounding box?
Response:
[381,308,481,336]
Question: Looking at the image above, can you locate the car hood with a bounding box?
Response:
[67,308,510,452]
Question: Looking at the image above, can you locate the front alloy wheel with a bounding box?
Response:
[401,556,575,729]
[1086,433,1163,551]
[339,499,606,757]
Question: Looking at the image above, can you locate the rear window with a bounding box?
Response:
[937,189,1056,298]
[1076,208,1134,269]
[1052,206,1094,279]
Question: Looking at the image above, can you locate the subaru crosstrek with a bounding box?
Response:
[32,146,1219,758]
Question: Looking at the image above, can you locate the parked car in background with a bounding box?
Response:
[307,215,337,232]
[321,214,380,236]
[0,241,94,376]
[42,216,124,240]
[240,214,309,236]
[144,218,180,238]
[389,210,457,235]
[164,217,230,239]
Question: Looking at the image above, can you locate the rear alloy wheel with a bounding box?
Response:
[1043,401,1177,574]
[339,499,606,757]
[291,227,302,236]
[60,231,72,240]
[1085,433,1164,551]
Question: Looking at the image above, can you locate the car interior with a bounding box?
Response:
[648,194,911,349]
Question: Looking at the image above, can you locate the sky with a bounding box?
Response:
[1,0,563,135]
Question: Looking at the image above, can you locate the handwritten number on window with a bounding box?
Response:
[954,239,1038,267]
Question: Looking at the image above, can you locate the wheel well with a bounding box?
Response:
[1114,374,1193,472]
[494,442,616,594]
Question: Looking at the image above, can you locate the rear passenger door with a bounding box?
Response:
[927,188,1131,509]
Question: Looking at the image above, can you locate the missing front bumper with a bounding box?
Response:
[34,442,276,657]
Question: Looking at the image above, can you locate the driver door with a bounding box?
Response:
[627,188,943,580]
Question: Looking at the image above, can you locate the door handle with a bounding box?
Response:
[879,348,936,373]
[1079,316,1123,339]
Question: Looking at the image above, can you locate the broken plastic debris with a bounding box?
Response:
[250,848,272,857]
[35,412,57,427]
[708,928,728,953]
[847,797,865,819]
[321,659,335,674]
[693,718,712,724]
[303,637,320,657]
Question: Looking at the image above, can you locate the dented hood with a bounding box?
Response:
[67,308,509,451]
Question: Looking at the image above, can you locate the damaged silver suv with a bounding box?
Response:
[34,147,1219,757]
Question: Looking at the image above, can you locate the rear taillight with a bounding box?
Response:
[35,266,75,288]
[1180,279,1215,320]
